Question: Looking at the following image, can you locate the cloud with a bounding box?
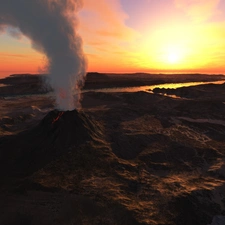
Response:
[0,52,28,58]
[78,0,139,45]
[0,0,87,110]
[0,25,5,34]
[78,0,139,72]
[7,27,22,39]
[175,0,220,22]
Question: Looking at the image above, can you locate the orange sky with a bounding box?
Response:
[1,0,225,77]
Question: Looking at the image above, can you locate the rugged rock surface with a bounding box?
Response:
[0,110,102,176]
[0,80,225,225]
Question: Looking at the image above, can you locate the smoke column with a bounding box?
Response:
[0,0,87,110]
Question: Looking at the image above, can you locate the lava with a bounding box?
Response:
[52,111,64,124]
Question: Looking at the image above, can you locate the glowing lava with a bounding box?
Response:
[52,111,64,124]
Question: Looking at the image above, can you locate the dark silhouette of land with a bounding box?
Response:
[0,72,224,96]
[0,73,225,225]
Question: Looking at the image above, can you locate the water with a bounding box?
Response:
[1,80,225,100]
[84,80,225,94]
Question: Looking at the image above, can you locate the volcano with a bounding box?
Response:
[0,110,101,177]
[36,109,97,149]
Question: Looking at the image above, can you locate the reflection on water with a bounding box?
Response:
[149,80,225,90]
[85,80,225,94]
[1,80,225,100]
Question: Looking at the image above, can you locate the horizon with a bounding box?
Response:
[1,0,225,77]
[1,70,225,80]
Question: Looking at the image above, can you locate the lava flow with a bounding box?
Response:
[52,111,64,124]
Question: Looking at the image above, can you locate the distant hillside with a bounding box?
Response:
[0,72,224,96]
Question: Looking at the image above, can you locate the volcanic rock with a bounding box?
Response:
[208,216,225,225]
[0,110,101,176]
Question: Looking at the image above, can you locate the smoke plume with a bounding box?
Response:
[0,0,87,110]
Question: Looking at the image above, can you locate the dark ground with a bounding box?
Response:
[0,73,225,225]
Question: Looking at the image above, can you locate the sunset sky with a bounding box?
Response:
[1,0,225,77]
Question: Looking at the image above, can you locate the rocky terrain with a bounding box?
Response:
[0,74,225,225]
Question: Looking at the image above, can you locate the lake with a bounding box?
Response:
[84,80,225,94]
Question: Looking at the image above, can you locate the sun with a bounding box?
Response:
[167,51,180,64]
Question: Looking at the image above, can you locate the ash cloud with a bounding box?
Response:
[0,0,87,110]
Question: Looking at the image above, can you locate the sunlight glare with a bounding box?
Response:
[167,51,180,64]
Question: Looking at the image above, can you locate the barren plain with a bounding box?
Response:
[0,73,225,225]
